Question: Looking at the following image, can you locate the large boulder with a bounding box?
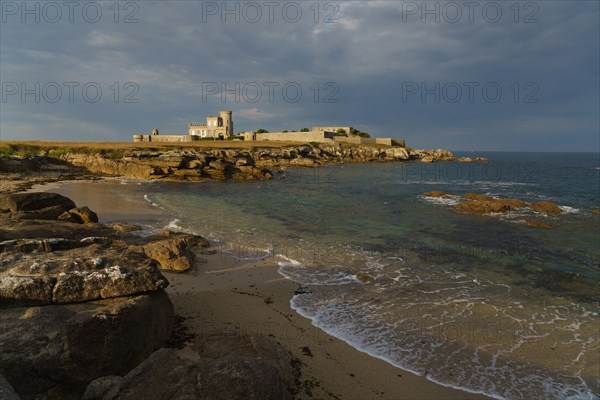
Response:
[0,192,75,214]
[68,206,99,224]
[384,147,409,160]
[0,235,170,306]
[0,193,101,223]
[83,334,296,400]
[0,291,174,400]
[141,231,210,272]
[0,372,20,400]
[0,219,117,242]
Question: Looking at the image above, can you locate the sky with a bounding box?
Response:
[0,0,598,152]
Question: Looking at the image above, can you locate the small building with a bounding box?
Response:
[188,110,233,139]
[133,110,233,143]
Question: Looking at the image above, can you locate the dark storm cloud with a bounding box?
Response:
[0,0,598,151]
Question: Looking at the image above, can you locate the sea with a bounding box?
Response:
[72,151,600,399]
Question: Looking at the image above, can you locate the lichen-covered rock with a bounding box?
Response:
[52,264,169,304]
[0,275,56,306]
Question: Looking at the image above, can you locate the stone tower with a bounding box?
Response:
[220,110,233,137]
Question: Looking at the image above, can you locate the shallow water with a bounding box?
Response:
[59,152,600,399]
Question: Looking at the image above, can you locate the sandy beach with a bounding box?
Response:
[39,179,490,400]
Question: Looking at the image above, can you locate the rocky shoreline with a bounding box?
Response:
[0,143,484,191]
[0,192,299,400]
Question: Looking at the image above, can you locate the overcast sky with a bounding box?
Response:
[1,1,598,151]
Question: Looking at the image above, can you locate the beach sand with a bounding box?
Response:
[41,180,491,400]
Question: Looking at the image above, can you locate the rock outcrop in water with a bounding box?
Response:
[422,191,563,228]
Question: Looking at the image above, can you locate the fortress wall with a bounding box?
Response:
[255,131,335,143]
[375,138,393,146]
[334,137,376,145]
[333,137,406,147]
[145,135,196,143]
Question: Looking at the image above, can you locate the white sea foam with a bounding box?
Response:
[419,194,462,206]
[164,218,182,230]
[143,194,162,209]
[559,205,580,214]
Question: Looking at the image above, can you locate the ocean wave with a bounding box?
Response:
[164,218,182,230]
[289,288,599,400]
[559,205,580,214]
[278,258,357,286]
[419,194,462,206]
[143,194,163,209]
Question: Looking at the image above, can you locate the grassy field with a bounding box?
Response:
[0,140,321,157]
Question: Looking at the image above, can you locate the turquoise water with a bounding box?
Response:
[106,152,599,399]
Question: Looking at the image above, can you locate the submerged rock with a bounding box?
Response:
[523,218,553,229]
[355,273,375,284]
[423,191,449,198]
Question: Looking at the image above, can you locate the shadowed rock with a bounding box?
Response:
[68,206,99,224]
[83,334,295,400]
[0,192,75,213]
[0,291,174,400]
[0,372,20,400]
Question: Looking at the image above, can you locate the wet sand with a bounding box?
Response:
[41,179,490,400]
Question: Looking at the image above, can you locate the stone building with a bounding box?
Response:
[133,110,233,143]
[188,110,233,139]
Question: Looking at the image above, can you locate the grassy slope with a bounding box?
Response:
[0,140,325,157]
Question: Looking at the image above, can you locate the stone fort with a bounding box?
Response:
[132,110,404,146]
